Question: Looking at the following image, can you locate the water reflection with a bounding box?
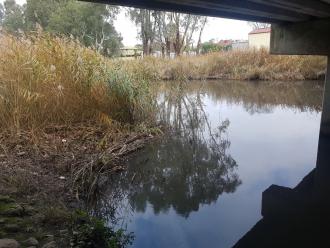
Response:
[95,80,323,248]
[158,80,323,114]
[109,83,241,218]
[134,105,239,217]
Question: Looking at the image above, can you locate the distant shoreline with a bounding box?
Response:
[122,49,326,82]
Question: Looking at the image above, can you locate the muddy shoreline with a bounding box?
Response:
[0,125,158,247]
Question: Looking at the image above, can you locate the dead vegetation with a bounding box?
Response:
[0,124,160,205]
[123,49,327,81]
[0,33,159,213]
[72,132,156,202]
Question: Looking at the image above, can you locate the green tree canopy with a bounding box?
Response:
[1,0,122,56]
[2,0,25,33]
[0,3,4,24]
[24,0,63,30]
[48,1,122,56]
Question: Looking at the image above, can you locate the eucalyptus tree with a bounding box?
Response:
[154,11,171,57]
[156,12,207,56]
[48,1,122,56]
[1,0,25,33]
[0,3,4,24]
[0,0,122,56]
[127,8,158,55]
[128,8,208,57]
[24,0,63,30]
[196,16,208,55]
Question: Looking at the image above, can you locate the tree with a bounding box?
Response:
[127,8,157,56]
[154,11,171,57]
[129,9,207,57]
[0,3,4,24]
[0,0,122,56]
[159,13,207,56]
[24,0,63,30]
[196,17,207,55]
[248,22,271,30]
[48,1,122,56]
[170,13,200,56]
[2,0,25,33]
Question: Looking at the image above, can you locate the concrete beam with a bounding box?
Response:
[270,18,330,55]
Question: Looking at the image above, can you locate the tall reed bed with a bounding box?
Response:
[124,49,327,81]
[0,33,155,132]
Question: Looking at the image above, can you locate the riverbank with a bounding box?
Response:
[122,49,327,81]
[0,125,157,247]
[0,33,159,247]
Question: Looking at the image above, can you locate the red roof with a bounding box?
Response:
[218,40,233,46]
[249,27,271,35]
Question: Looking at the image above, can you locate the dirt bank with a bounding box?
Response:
[0,124,158,247]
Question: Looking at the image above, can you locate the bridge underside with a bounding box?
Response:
[83,0,330,246]
[86,0,330,23]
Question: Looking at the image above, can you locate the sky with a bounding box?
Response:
[1,0,253,46]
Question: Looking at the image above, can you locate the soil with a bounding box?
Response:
[0,124,157,246]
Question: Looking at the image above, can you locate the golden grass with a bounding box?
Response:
[125,49,327,81]
[0,33,155,132]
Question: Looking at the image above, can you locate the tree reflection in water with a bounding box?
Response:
[94,80,323,221]
[97,82,241,220]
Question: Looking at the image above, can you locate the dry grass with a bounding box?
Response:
[0,32,161,205]
[124,49,327,81]
[0,33,155,133]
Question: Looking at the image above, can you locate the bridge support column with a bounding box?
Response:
[270,18,330,56]
[271,19,330,196]
[315,58,330,195]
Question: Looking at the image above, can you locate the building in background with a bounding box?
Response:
[248,27,271,49]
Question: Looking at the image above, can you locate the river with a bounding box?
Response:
[96,80,323,248]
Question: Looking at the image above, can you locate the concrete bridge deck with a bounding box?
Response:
[86,0,330,23]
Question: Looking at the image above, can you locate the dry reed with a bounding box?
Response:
[0,33,155,133]
[124,49,327,81]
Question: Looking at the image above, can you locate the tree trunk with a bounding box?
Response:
[148,41,153,55]
[161,44,165,58]
[166,38,171,58]
[196,17,207,55]
[143,38,149,56]
[174,30,181,56]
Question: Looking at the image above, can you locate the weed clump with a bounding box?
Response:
[70,210,133,248]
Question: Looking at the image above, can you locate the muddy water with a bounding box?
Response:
[99,80,323,248]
